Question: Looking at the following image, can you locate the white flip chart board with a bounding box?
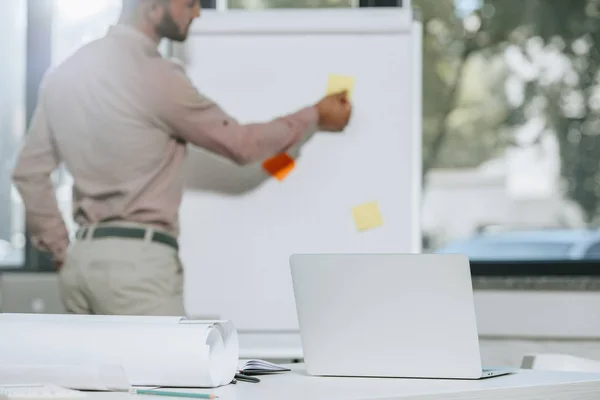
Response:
[178,8,423,331]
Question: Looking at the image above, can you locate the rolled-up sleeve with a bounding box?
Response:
[150,60,319,165]
[12,81,69,263]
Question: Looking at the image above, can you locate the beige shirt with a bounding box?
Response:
[12,24,318,262]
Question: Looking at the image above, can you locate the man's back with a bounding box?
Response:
[43,25,186,234]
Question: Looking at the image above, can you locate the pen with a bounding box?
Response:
[129,388,218,399]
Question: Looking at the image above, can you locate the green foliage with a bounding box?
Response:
[486,0,600,223]
[416,0,513,178]
[419,0,600,223]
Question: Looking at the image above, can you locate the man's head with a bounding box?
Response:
[122,0,201,42]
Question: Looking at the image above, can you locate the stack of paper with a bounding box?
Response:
[0,314,239,390]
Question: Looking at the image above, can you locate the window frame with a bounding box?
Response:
[18,0,54,272]
[2,0,57,273]
[14,0,600,277]
[0,0,27,271]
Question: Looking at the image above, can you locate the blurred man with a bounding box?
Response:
[12,0,351,316]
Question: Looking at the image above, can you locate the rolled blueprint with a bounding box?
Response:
[0,314,239,389]
[0,364,130,391]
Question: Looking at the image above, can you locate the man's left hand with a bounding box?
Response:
[52,254,65,271]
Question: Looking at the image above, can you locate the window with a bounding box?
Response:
[415,0,600,268]
[52,0,123,66]
[53,0,170,66]
[0,0,27,268]
[584,242,600,259]
[224,0,358,10]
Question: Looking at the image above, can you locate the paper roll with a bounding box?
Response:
[0,314,239,389]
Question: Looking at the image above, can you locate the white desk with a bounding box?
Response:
[87,364,600,400]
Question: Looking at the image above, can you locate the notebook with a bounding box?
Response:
[238,360,291,375]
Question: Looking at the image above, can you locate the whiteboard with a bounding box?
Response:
[178,8,422,331]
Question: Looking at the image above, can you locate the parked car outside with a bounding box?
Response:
[434,229,600,261]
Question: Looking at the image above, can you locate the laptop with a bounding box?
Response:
[289,253,515,380]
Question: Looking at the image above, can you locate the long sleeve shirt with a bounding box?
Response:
[12,24,318,263]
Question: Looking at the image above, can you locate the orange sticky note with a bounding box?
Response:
[262,153,295,181]
[352,201,384,231]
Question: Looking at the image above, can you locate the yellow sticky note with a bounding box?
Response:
[326,74,355,99]
[352,201,383,232]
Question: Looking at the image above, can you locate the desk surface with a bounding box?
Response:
[88,364,600,400]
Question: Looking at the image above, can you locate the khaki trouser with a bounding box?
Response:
[59,223,186,316]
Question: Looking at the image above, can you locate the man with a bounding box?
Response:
[12,0,351,316]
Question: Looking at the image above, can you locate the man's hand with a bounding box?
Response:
[315,91,352,132]
[51,249,66,272]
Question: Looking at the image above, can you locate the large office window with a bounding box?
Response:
[11,0,600,273]
[0,0,27,268]
[416,0,600,266]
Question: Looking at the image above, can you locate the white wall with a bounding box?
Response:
[480,339,600,367]
[477,290,600,366]
[475,291,600,338]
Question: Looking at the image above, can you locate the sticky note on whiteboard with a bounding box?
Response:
[326,74,355,99]
[262,153,295,181]
[352,201,384,232]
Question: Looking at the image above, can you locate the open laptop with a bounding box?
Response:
[289,253,515,379]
